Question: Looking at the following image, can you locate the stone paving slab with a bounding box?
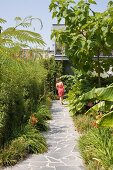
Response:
[3,100,85,170]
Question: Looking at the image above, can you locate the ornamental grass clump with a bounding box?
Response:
[0,125,47,167]
[79,128,113,170]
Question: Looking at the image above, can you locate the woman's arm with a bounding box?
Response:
[56,83,58,89]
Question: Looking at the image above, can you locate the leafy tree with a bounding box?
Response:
[0,16,45,57]
[49,0,113,87]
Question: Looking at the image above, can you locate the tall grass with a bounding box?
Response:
[0,55,55,167]
[0,55,47,146]
[79,128,113,170]
[0,125,47,166]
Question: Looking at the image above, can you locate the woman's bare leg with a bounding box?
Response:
[60,97,63,104]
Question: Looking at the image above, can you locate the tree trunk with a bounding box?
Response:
[97,53,101,87]
[0,26,1,33]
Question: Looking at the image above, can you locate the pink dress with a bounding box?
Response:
[56,82,64,97]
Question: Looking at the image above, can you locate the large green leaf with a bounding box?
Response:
[85,101,105,115]
[97,111,113,127]
[82,86,113,101]
[72,86,113,115]
[85,101,113,115]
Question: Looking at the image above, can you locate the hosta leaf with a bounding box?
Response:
[97,111,113,127]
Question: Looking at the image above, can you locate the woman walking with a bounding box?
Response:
[56,78,64,104]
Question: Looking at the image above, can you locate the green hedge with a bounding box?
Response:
[0,56,47,146]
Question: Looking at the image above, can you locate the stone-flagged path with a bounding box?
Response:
[3,100,85,170]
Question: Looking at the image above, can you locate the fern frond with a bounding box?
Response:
[0,18,6,24]
[1,28,45,46]
[14,16,43,29]
[0,16,45,57]
[15,17,22,22]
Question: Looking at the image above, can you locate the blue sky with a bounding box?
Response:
[1,0,109,50]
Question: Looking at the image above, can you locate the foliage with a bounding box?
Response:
[81,85,113,127]
[81,85,113,102]
[40,57,63,98]
[0,125,47,166]
[97,111,113,128]
[60,74,76,93]
[69,83,113,116]
[67,71,98,115]
[0,15,56,167]
[49,0,113,86]
[21,125,47,154]
[67,70,113,169]
[33,104,52,131]
[73,114,94,133]
[0,16,45,57]
[0,55,47,146]
[0,78,51,166]
[79,128,113,170]
[0,137,28,166]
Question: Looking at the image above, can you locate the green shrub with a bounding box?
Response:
[60,75,76,93]
[67,70,113,116]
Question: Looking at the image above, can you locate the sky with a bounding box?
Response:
[1,0,110,50]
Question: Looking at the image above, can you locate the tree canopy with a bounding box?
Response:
[49,0,113,86]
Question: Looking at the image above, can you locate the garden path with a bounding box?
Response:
[4,100,85,170]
